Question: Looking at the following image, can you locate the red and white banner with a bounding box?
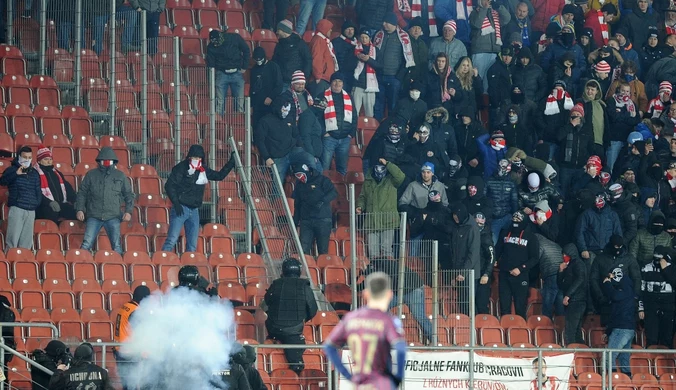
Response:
[339,350,574,390]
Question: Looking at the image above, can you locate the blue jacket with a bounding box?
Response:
[485,174,518,219]
[475,133,506,180]
[601,275,637,332]
[540,42,586,82]
[0,158,41,211]
[575,206,623,252]
[434,0,472,44]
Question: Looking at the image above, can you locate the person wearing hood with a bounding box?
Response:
[640,27,670,76]
[363,119,414,179]
[487,45,514,128]
[637,158,671,213]
[272,20,312,85]
[575,192,623,265]
[590,234,641,323]
[555,104,595,197]
[206,29,250,114]
[445,155,470,200]
[405,123,451,180]
[31,340,70,390]
[534,230,564,319]
[411,190,453,263]
[639,189,658,226]
[579,27,597,60]
[0,146,41,250]
[606,81,643,173]
[613,28,642,77]
[404,17,429,94]
[449,202,481,314]
[428,20,467,71]
[585,60,613,100]
[495,210,539,318]
[162,145,236,252]
[425,52,454,112]
[394,81,429,131]
[511,48,547,104]
[357,159,406,258]
[332,21,358,92]
[601,269,637,375]
[606,60,649,114]
[233,345,266,390]
[639,245,676,347]
[546,49,584,98]
[499,104,534,153]
[476,130,508,180]
[577,79,608,160]
[558,243,588,344]
[455,107,488,176]
[309,19,339,95]
[32,145,77,224]
[250,47,284,128]
[486,159,519,243]
[113,285,151,390]
[352,28,382,118]
[75,147,134,255]
[495,85,539,132]
[474,212,495,314]
[210,344,253,390]
[464,175,494,222]
[292,163,337,255]
[608,183,641,244]
[425,106,458,158]
[49,343,112,390]
[0,295,13,383]
[620,0,658,55]
[529,199,560,242]
[629,210,672,266]
[612,132,645,182]
[519,172,563,215]
[541,25,586,81]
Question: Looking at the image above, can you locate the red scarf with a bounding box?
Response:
[354,44,379,92]
[598,10,609,44]
[544,89,574,115]
[324,89,353,131]
[290,88,314,122]
[340,35,357,47]
[668,172,676,192]
[34,163,67,202]
[480,8,502,46]
[317,32,339,71]
[438,66,452,102]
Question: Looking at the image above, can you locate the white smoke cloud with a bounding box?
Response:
[121,288,237,390]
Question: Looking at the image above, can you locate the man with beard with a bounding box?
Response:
[558,243,588,344]
[590,234,641,325]
[464,176,494,223]
[250,47,283,128]
[608,183,641,244]
[475,212,495,315]
[495,210,538,318]
[33,145,76,223]
[449,202,481,315]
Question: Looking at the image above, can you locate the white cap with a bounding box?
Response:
[528,172,540,189]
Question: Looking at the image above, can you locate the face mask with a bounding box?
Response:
[373,165,387,182]
[498,161,511,177]
[624,74,636,82]
[595,196,606,210]
[649,223,664,235]
[419,130,430,142]
[100,160,114,167]
[295,172,308,183]
[410,90,421,101]
[611,246,623,257]
[468,185,478,197]
[562,33,575,46]
[448,160,460,177]
[18,156,31,168]
[432,115,443,125]
[256,59,265,65]
[387,132,401,143]
[281,103,291,119]
[508,114,518,124]
[511,92,525,104]
[191,158,201,167]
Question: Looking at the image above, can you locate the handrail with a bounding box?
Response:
[0,343,54,376]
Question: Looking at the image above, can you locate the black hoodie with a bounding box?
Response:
[511,47,548,103]
[450,203,481,279]
[293,168,337,222]
[271,33,312,83]
[499,105,534,153]
[463,175,494,220]
[557,243,588,302]
[495,219,539,272]
[621,4,658,52]
[255,96,301,161]
[165,145,234,209]
[590,239,642,305]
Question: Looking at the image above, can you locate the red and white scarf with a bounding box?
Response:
[34,163,67,202]
[666,21,676,36]
[480,8,502,46]
[188,159,208,184]
[340,35,357,47]
[291,89,314,122]
[614,94,636,116]
[598,10,609,44]
[373,27,416,68]
[530,208,553,224]
[648,97,672,118]
[354,44,379,92]
[544,89,574,115]
[324,89,353,131]
[668,172,676,192]
[438,66,452,102]
[457,0,473,20]
[411,0,438,37]
[317,32,339,71]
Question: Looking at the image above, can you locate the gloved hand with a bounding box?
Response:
[224,151,237,170]
[174,205,184,217]
[49,201,61,213]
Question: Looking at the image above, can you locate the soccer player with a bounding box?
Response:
[323,272,407,389]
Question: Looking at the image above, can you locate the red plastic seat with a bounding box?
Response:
[47,48,75,83]
[0,45,27,75]
[31,75,61,106]
[3,74,33,105]
[174,26,202,55]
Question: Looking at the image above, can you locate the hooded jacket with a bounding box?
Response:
[639,246,676,306]
[541,41,586,83]
[234,345,266,390]
[476,133,507,180]
[331,30,357,76]
[611,191,642,244]
[205,30,251,72]
[499,105,534,153]
[578,79,609,147]
[405,131,451,179]
[463,175,494,219]
[456,118,487,165]
[643,50,676,97]
[469,5,512,54]
[426,107,458,158]
[485,172,519,219]
[49,344,113,390]
[558,243,588,302]
[591,241,642,304]
[511,48,547,103]
[250,57,284,108]
[450,203,481,279]
[495,219,539,271]
[394,96,429,130]
[546,52,584,98]
[575,205,623,252]
[518,174,563,212]
[606,90,642,143]
[629,211,673,266]
[75,148,134,221]
[254,97,300,160]
[293,168,337,222]
[487,55,513,108]
[165,145,233,210]
[310,20,337,82]
[357,162,406,231]
[621,5,658,55]
[272,33,312,83]
[602,274,638,333]
[0,157,41,210]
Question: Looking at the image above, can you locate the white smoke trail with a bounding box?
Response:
[121,287,237,390]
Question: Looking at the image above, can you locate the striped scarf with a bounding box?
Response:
[480,8,502,46]
[598,10,609,44]
[354,43,379,92]
[34,163,67,202]
[317,32,339,71]
[456,0,473,20]
[411,0,438,37]
[324,89,353,131]
[373,27,416,68]
[544,89,574,115]
[291,89,314,122]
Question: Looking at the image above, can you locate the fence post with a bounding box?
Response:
[173,36,181,164]
[396,212,407,318]
[607,349,613,389]
[469,269,476,347]
[537,349,543,390]
[38,0,47,74]
[108,0,117,136]
[6,0,12,45]
[73,0,82,106]
[209,67,217,222]
[349,183,357,309]
[431,240,439,346]
[140,10,148,164]
[601,348,607,390]
[245,97,253,251]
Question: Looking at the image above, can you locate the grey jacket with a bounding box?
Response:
[129,0,166,13]
[75,148,135,221]
[398,175,449,210]
[469,5,511,54]
[428,37,467,70]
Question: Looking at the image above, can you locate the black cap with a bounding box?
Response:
[610,234,624,247]
[582,27,594,39]
[500,45,514,57]
[209,30,220,40]
[341,20,356,33]
[648,26,658,38]
[614,26,629,39]
[330,72,344,82]
[410,80,424,91]
[562,4,576,15]
[253,46,266,60]
[546,22,562,38]
[358,27,371,38]
[408,16,424,30]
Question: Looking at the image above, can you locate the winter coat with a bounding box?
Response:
[531,0,564,33]
[540,42,587,83]
[629,211,673,266]
[538,233,563,278]
[644,54,676,99]
[495,99,539,135]
[622,6,658,52]
[254,101,300,160]
[612,192,642,244]
[469,5,511,54]
[486,57,513,108]
[476,133,507,180]
[394,97,428,130]
[606,79,649,113]
[486,174,519,219]
[413,201,453,241]
[499,105,535,153]
[352,45,383,89]
[404,37,429,91]
[250,60,284,108]
[310,21,337,82]
[575,206,623,252]
[428,37,468,70]
[519,183,563,211]
[399,175,449,212]
[299,111,324,159]
[578,82,610,147]
[640,44,668,78]
[426,67,453,110]
[558,243,588,302]
[205,31,250,72]
[450,214,482,279]
[321,91,356,140]
[293,170,337,222]
[356,0,394,30]
[0,158,41,210]
[332,35,357,77]
[606,94,642,143]
[590,245,642,304]
[464,175,494,219]
[479,227,495,277]
[448,72,483,120]
[456,120,487,165]
[31,349,58,390]
[405,135,451,179]
[511,53,547,103]
[556,122,596,169]
[602,275,638,332]
[48,362,113,390]
[357,162,406,231]
[495,221,539,271]
[426,107,458,158]
[75,149,134,221]
[272,34,312,83]
[434,0,472,43]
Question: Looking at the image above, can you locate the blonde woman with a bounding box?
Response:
[448,56,483,123]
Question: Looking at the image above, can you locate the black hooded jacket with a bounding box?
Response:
[621,4,658,52]
[590,242,642,305]
[49,360,113,390]
[32,340,67,390]
[557,243,588,302]
[611,191,642,244]
[272,34,312,83]
[495,220,539,271]
[511,48,547,103]
[265,276,318,332]
[463,175,494,219]
[250,58,284,108]
[449,203,481,279]
[293,169,337,222]
[205,31,251,71]
[455,118,487,165]
[234,346,266,390]
[255,96,301,161]
[486,56,513,108]
[425,107,458,158]
[165,145,234,210]
[499,105,534,152]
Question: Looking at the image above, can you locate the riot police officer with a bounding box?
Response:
[177,265,218,296]
[48,342,113,390]
[209,344,252,390]
[264,258,318,373]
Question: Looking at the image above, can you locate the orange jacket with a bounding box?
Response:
[309,19,337,82]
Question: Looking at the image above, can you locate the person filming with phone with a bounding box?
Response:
[0,146,41,251]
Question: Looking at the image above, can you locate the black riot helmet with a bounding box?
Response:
[282,258,302,277]
[178,265,200,287]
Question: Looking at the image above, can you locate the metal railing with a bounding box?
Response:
[0,322,59,390]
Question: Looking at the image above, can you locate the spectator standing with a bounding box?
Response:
[32,340,69,390]
[475,212,495,314]
[332,21,358,92]
[608,183,641,244]
[555,105,595,196]
[584,3,619,48]
[495,85,539,132]
[393,0,439,40]
[355,0,392,34]
[464,175,494,220]
[606,81,641,172]
[537,232,564,319]
[495,211,538,318]
[602,270,636,375]
[292,164,337,255]
[575,193,623,265]
[640,27,669,75]
[449,203,482,315]
[428,20,467,70]
[405,17,430,94]
[487,45,514,128]
[614,28,642,76]
[630,210,672,266]
[476,130,508,180]
[130,0,165,55]
[0,296,14,383]
[469,0,511,93]
[357,160,406,258]
[511,48,546,104]
[373,12,417,120]
[543,80,575,157]
[504,2,532,49]
[485,159,519,243]
[352,28,381,117]
[263,0,288,31]
[426,52,454,110]
[406,124,451,180]
[425,106,458,158]
[309,19,338,96]
[320,73,356,175]
[540,25,586,83]
[206,29,250,114]
[578,79,609,159]
[456,108,487,175]
[33,145,76,224]
[0,147,42,250]
[250,47,284,128]
[621,0,657,54]
[434,0,473,45]
[162,145,236,252]
[394,81,428,131]
[296,0,327,34]
[640,246,676,347]
[558,243,588,345]
[449,56,483,123]
[75,148,134,254]
[273,20,312,87]
[607,62,649,115]
[647,81,673,119]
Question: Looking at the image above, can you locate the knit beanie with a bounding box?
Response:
[595,61,611,73]
[36,144,52,161]
[291,70,306,84]
[443,20,457,33]
[277,19,293,35]
[570,103,585,117]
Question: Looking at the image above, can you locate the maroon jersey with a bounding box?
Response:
[325,307,404,386]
